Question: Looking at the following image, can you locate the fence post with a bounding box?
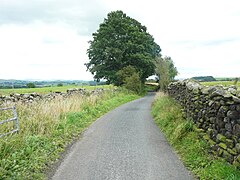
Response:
[13,106,20,132]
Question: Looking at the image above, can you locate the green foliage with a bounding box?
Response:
[86,10,161,84]
[146,79,156,83]
[152,93,240,179]
[233,77,239,86]
[155,56,169,91]
[125,72,143,94]
[144,84,159,92]
[155,57,169,91]
[155,56,178,91]
[0,90,140,179]
[191,76,216,82]
[57,83,63,87]
[116,65,143,94]
[26,83,36,88]
[116,65,138,86]
[165,56,178,81]
[215,77,238,81]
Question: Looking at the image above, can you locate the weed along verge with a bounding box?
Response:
[152,92,240,179]
[0,89,140,179]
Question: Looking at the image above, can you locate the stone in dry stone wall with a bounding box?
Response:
[168,79,240,167]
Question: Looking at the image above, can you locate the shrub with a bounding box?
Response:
[57,83,63,87]
[124,72,143,94]
[26,83,36,88]
[117,65,143,94]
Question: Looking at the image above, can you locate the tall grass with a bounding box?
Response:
[17,94,94,135]
[152,92,240,180]
[0,89,139,179]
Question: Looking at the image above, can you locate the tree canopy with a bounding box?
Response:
[86,10,161,84]
[155,56,178,91]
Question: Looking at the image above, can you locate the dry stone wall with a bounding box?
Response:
[168,79,240,167]
[0,88,105,105]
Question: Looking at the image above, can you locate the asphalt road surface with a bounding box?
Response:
[52,93,194,180]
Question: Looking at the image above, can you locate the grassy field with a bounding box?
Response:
[0,85,114,96]
[0,89,140,179]
[201,81,240,87]
[152,92,240,180]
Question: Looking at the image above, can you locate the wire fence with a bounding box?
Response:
[0,106,20,138]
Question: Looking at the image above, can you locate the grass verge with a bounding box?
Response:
[0,89,140,179]
[151,92,240,180]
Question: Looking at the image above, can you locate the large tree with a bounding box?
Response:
[86,10,161,84]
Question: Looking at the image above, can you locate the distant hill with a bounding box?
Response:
[191,76,216,82]
[0,79,106,89]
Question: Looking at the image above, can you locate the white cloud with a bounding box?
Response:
[0,22,92,80]
[0,0,239,80]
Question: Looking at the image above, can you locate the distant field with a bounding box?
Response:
[0,85,114,96]
[201,81,240,87]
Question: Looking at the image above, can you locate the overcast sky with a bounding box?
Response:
[0,0,239,80]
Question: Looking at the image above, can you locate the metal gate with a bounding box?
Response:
[0,106,20,138]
